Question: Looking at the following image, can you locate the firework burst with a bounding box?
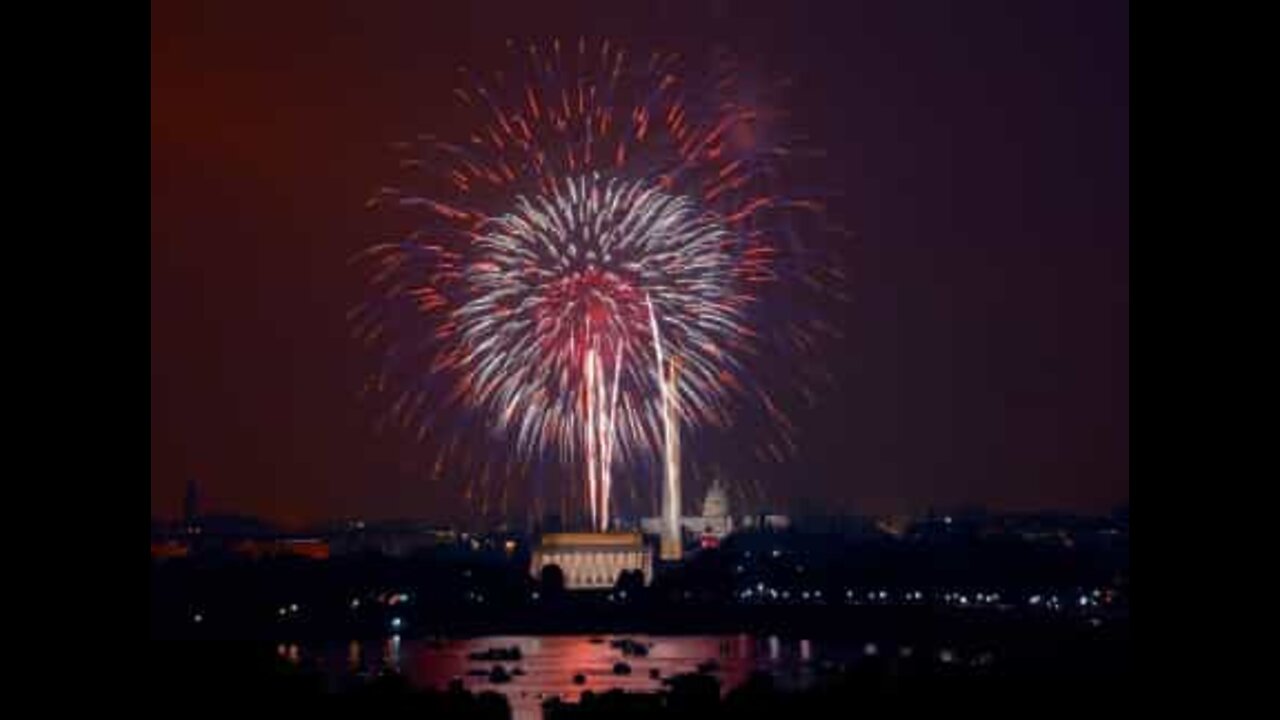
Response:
[354,38,843,525]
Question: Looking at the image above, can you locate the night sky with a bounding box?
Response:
[151,0,1128,527]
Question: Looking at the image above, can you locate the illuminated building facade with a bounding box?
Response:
[530,532,653,590]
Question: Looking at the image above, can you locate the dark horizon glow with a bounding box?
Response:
[152,0,1128,527]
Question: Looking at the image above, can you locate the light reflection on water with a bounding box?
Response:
[347,640,360,671]
[320,634,820,720]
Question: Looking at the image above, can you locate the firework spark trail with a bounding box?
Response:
[584,339,598,530]
[358,39,842,523]
[596,346,609,529]
[602,347,623,530]
[579,333,624,531]
[579,338,625,531]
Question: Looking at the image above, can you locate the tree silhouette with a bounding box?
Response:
[540,564,565,598]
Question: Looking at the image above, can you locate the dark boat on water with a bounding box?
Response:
[468,646,522,662]
[609,638,651,656]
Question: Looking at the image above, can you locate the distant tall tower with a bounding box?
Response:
[183,479,200,524]
[660,357,683,561]
[646,294,682,561]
